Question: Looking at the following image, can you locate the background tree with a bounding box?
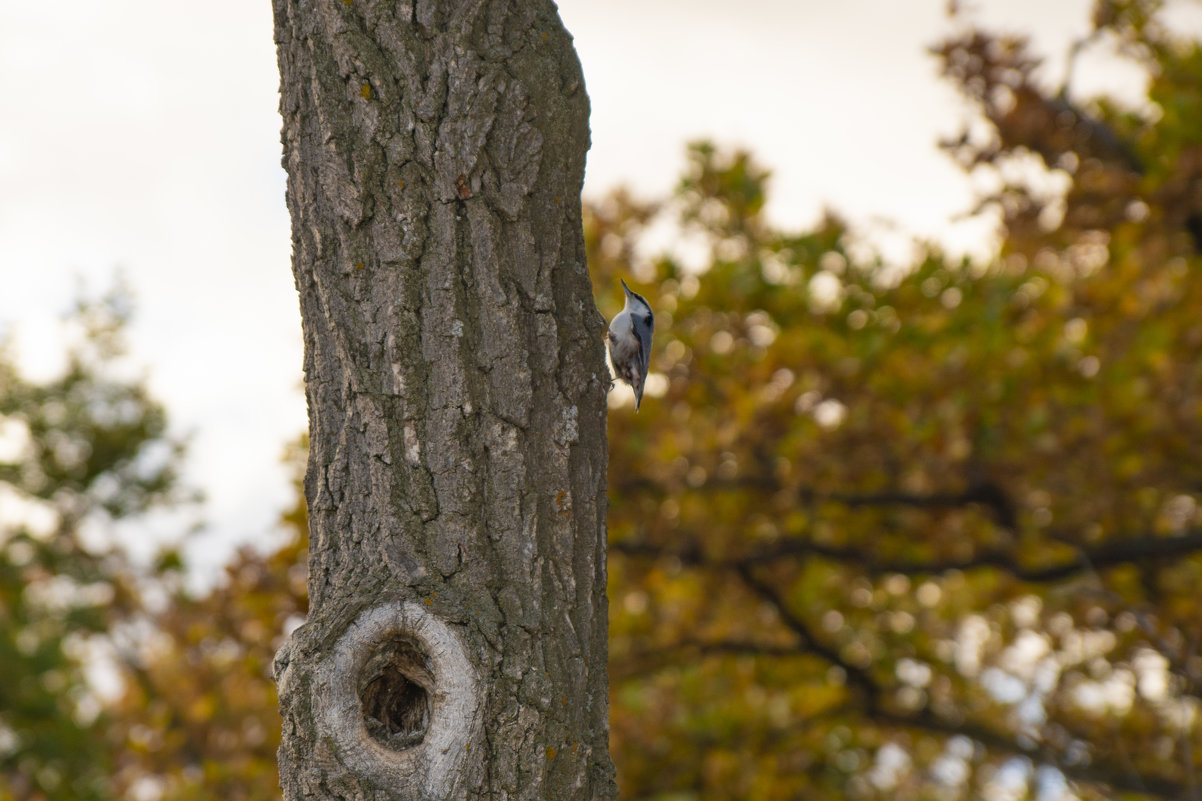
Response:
[106,437,309,801]
[595,1,1202,799]
[271,1,613,800]
[0,286,187,801]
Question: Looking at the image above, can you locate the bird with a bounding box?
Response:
[607,279,654,411]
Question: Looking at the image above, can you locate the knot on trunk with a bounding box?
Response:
[360,636,433,750]
[313,601,480,796]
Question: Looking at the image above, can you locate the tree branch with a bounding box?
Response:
[612,475,1022,529]
[871,707,1184,801]
[611,529,1202,584]
[802,480,1018,531]
[611,638,807,682]
[732,563,881,708]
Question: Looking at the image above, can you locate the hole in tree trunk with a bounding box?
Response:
[358,636,433,750]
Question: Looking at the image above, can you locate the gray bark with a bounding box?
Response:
[270,2,614,799]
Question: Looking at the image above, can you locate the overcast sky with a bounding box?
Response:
[1,0,1192,580]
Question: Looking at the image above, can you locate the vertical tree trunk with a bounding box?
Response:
[271,2,614,799]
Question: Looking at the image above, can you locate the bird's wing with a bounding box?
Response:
[635,316,652,374]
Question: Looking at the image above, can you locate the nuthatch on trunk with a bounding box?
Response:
[607,279,654,411]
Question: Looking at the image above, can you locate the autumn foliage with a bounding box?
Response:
[596,2,1202,796]
[3,1,1202,800]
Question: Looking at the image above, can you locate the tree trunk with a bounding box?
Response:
[271,2,614,799]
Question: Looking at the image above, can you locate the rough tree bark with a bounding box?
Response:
[271,2,614,799]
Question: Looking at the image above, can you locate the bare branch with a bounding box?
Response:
[733,564,881,708]
[612,529,1202,583]
[611,638,806,682]
[871,708,1185,801]
[803,480,1018,531]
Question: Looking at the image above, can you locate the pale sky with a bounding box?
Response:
[0,0,1190,580]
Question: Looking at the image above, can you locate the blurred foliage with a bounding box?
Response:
[7,2,1202,801]
[591,2,1202,799]
[105,436,307,801]
[0,285,187,801]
